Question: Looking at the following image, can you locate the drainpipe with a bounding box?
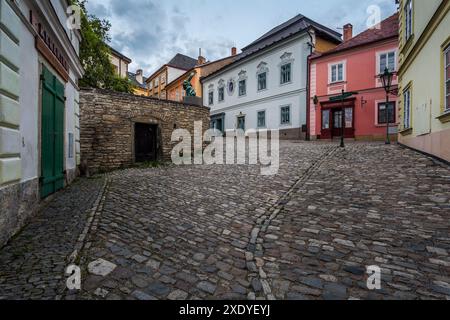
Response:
[305,29,315,141]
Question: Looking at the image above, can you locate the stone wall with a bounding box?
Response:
[79,88,210,174]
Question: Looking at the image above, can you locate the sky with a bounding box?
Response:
[86,0,397,76]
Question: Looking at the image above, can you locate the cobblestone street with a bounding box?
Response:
[0,142,449,300]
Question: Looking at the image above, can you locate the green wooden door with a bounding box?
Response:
[41,67,65,198]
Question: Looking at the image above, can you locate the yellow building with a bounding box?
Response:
[109,45,131,78]
[398,0,450,162]
[128,69,149,96]
[166,48,238,103]
[146,54,198,99]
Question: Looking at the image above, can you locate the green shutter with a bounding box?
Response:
[40,67,65,198]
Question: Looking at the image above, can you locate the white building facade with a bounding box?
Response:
[202,15,341,139]
[0,0,83,246]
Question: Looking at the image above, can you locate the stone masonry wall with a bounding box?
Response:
[79,88,210,174]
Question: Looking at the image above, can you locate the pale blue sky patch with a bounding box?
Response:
[86,0,397,75]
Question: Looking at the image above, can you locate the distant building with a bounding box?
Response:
[109,45,132,78]
[146,54,198,99]
[128,69,149,96]
[397,0,450,162]
[0,0,84,246]
[309,14,399,141]
[201,14,342,139]
[166,48,238,103]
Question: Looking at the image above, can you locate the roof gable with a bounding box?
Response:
[167,53,198,70]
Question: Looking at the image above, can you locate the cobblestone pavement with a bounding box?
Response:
[1,142,449,300]
[257,144,450,300]
[0,177,105,300]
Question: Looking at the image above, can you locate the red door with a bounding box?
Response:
[320,106,355,139]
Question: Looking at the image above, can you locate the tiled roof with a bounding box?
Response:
[127,72,148,89]
[314,13,399,58]
[241,15,341,55]
[202,14,342,82]
[167,53,198,70]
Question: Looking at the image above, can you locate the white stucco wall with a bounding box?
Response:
[19,15,39,182]
[167,67,187,84]
[202,34,309,131]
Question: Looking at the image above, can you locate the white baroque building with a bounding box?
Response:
[202,15,341,139]
[0,0,83,246]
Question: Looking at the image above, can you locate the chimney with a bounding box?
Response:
[231,47,237,56]
[198,48,206,65]
[136,69,143,84]
[343,24,353,42]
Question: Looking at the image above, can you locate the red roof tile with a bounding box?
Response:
[313,13,399,59]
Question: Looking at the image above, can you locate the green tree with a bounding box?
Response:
[74,0,135,93]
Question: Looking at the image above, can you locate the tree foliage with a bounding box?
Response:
[74,0,134,93]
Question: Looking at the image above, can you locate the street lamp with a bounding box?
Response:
[329,90,358,148]
[379,67,394,145]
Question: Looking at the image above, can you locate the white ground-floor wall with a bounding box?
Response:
[211,90,307,139]
[0,0,81,247]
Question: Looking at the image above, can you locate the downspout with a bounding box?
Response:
[305,29,315,141]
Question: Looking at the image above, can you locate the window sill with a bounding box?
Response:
[375,123,398,127]
[401,35,414,55]
[437,111,450,123]
[280,81,292,87]
[399,127,413,136]
[328,81,347,87]
[257,88,268,93]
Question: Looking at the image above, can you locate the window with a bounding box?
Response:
[257,111,266,128]
[445,45,450,111]
[280,106,291,125]
[280,63,292,84]
[208,91,214,105]
[239,80,246,96]
[330,63,344,83]
[405,0,413,41]
[403,88,411,129]
[218,87,225,102]
[258,72,267,91]
[380,51,396,73]
[322,110,330,129]
[378,102,396,124]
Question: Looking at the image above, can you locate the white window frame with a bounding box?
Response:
[257,72,267,91]
[405,0,413,41]
[280,105,291,125]
[238,79,247,97]
[280,62,292,85]
[218,86,225,102]
[257,110,266,128]
[208,90,214,106]
[328,61,346,84]
[377,50,397,73]
[403,88,411,129]
[445,45,450,111]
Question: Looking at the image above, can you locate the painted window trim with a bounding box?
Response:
[280,62,293,85]
[376,101,397,125]
[280,105,292,126]
[376,49,398,74]
[328,60,346,84]
[402,83,413,130]
[404,0,414,42]
[444,44,450,112]
[257,109,267,128]
[257,72,268,92]
[238,79,247,97]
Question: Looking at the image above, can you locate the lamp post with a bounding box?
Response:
[329,90,358,148]
[379,67,394,145]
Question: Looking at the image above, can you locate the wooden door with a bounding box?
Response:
[135,123,157,162]
[41,67,65,198]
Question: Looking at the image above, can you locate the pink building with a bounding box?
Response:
[309,14,399,141]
